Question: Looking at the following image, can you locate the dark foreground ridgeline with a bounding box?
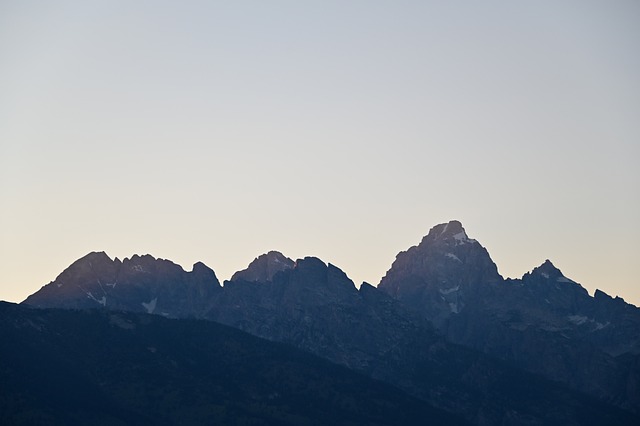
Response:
[0,302,466,426]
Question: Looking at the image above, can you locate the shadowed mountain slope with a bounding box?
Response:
[0,301,466,426]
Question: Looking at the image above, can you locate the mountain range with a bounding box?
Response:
[11,220,640,425]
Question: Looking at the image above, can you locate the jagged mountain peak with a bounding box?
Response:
[47,251,119,287]
[377,221,501,324]
[593,289,630,307]
[82,250,111,260]
[231,251,294,282]
[293,256,326,272]
[22,251,222,316]
[290,257,352,285]
[66,251,114,269]
[379,221,500,287]
[531,259,565,279]
[271,257,359,299]
[192,260,213,272]
[524,259,586,291]
[191,261,219,281]
[422,220,477,246]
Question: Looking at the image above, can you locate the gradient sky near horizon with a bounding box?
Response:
[1,1,639,306]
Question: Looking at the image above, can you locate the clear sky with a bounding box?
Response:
[1,1,639,306]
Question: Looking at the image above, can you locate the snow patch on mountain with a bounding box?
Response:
[132,265,148,273]
[568,315,588,325]
[440,285,460,295]
[453,231,467,243]
[86,291,107,306]
[445,253,462,262]
[86,291,106,306]
[452,231,477,245]
[567,315,610,331]
[142,298,157,314]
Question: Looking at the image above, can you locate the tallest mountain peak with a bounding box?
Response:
[423,220,476,246]
[442,219,464,230]
[378,220,501,323]
[433,220,464,234]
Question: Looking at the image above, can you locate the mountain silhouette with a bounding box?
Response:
[20,221,640,424]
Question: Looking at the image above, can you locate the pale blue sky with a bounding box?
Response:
[1,1,639,305]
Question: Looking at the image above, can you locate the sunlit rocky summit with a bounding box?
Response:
[23,252,222,317]
[13,221,640,425]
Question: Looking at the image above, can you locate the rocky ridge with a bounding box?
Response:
[20,221,640,422]
[23,252,221,318]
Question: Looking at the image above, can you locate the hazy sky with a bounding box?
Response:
[1,1,639,306]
